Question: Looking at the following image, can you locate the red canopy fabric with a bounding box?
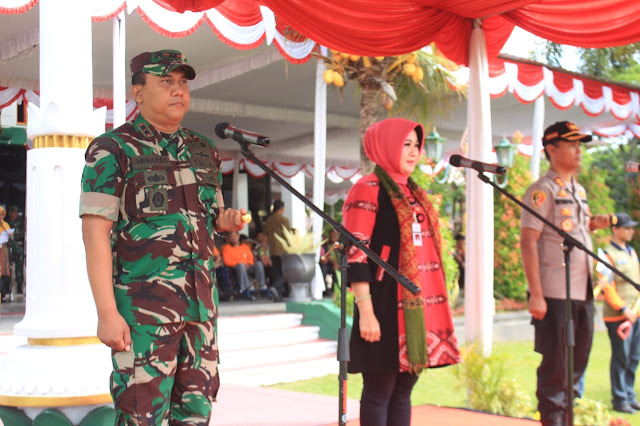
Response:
[158,0,640,66]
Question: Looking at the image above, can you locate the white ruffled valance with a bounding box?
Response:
[0,0,316,63]
[219,157,360,180]
[452,57,640,122]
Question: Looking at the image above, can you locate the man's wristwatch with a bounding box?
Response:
[215,230,231,238]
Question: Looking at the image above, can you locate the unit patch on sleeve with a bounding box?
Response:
[532,190,547,208]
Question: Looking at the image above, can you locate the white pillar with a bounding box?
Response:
[530,96,545,180]
[0,0,111,418]
[464,20,494,356]
[311,46,328,300]
[283,172,306,232]
[232,155,249,236]
[112,11,126,128]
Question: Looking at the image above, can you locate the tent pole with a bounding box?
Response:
[312,46,328,300]
[530,96,545,180]
[112,11,126,128]
[464,19,494,356]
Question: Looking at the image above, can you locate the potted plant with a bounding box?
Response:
[273,227,324,301]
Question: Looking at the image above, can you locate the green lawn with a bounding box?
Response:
[271,330,640,425]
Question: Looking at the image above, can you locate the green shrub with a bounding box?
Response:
[454,343,535,418]
[493,154,533,301]
[333,284,354,317]
[573,397,611,426]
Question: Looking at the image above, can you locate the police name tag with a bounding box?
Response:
[412,222,422,247]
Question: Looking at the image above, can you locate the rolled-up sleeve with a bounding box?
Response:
[79,137,125,221]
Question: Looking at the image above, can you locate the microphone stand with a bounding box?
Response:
[235,141,420,426]
[473,169,640,426]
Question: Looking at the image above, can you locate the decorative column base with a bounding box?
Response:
[0,405,115,425]
[32,135,92,149]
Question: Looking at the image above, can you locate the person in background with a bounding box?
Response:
[453,234,465,292]
[264,199,289,296]
[255,231,284,301]
[320,229,340,296]
[600,212,640,414]
[520,121,611,426]
[80,49,246,425]
[343,118,461,426]
[0,206,11,303]
[221,231,267,301]
[6,206,24,296]
[214,244,236,301]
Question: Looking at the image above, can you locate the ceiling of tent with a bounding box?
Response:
[1,0,640,193]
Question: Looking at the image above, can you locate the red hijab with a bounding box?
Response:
[364,118,424,181]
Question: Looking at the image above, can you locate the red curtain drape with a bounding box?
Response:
[158,0,640,66]
[505,0,640,47]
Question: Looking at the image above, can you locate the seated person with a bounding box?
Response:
[221,232,267,301]
[213,245,235,300]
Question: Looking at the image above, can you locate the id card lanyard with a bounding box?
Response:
[412,213,422,247]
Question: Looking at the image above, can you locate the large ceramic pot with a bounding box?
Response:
[281,253,316,302]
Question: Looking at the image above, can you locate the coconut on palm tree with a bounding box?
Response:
[316,46,465,174]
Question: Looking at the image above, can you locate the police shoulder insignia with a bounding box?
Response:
[561,219,573,232]
[531,190,547,208]
[554,177,566,187]
[561,207,573,217]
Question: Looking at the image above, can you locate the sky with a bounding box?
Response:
[500,27,581,72]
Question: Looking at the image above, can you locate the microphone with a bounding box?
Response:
[449,155,506,175]
[625,161,640,173]
[215,122,270,147]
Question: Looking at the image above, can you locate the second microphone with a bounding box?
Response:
[215,122,270,147]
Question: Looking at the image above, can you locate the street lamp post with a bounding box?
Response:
[423,127,449,183]
[494,136,515,187]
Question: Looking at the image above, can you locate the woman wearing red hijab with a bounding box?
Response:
[343,118,460,425]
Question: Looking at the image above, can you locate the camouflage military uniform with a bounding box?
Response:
[80,113,222,425]
[7,213,24,294]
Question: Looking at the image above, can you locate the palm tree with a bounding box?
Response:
[317,46,465,174]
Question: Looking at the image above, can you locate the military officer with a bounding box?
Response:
[80,49,245,425]
[520,121,611,426]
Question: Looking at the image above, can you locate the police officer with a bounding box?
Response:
[80,49,245,425]
[520,121,610,426]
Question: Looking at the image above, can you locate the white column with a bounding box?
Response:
[0,0,111,417]
[283,172,306,232]
[112,11,126,128]
[232,156,249,236]
[311,46,328,300]
[464,20,494,356]
[530,96,545,180]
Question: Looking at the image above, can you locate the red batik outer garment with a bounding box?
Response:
[344,176,460,371]
[343,118,460,373]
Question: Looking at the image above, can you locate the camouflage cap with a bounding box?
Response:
[130,49,196,80]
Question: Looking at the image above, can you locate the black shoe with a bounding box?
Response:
[241,291,255,301]
[630,401,640,410]
[541,411,564,426]
[613,402,636,414]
